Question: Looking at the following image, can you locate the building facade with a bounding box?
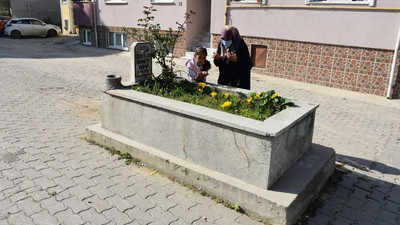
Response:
[60,0,77,34]
[0,0,11,17]
[73,0,210,54]
[10,0,61,26]
[74,0,400,98]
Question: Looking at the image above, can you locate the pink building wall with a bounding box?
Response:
[211,0,400,50]
[210,0,400,98]
[97,0,187,30]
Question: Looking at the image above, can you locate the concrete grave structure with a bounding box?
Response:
[87,84,336,224]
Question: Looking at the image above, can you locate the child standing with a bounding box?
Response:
[185,46,211,82]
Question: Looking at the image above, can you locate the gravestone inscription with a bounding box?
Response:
[131,42,152,83]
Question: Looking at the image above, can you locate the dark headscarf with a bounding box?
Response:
[220,25,241,50]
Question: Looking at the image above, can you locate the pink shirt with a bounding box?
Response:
[185,58,204,82]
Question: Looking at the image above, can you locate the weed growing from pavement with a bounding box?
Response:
[85,138,141,165]
[294,167,345,225]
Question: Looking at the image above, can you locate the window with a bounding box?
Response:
[64,19,69,31]
[30,20,43,25]
[306,0,375,6]
[230,0,263,3]
[82,29,91,45]
[17,20,30,24]
[108,32,128,50]
[151,0,174,3]
[61,0,67,4]
[105,0,127,4]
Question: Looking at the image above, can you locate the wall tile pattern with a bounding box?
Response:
[213,35,400,98]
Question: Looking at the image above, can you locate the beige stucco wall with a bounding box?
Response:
[211,0,400,50]
[60,0,76,34]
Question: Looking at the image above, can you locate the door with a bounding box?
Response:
[82,29,91,45]
[30,19,47,36]
[16,19,32,36]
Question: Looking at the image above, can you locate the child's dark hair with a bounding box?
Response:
[194,46,207,56]
[194,46,211,71]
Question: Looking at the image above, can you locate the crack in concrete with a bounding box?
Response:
[232,130,250,168]
[182,122,188,159]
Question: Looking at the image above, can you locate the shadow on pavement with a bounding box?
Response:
[0,35,124,59]
[297,161,400,224]
[336,154,400,176]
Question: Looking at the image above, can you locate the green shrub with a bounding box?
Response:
[134,80,294,121]
[126,6,293,121]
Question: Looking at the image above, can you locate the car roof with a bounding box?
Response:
[10,18,42,21]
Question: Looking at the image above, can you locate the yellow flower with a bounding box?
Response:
[286,105,290,109]
[198,88,203,93]
[255,93,261,99]
[271,93,279,99]
[273,103,276,107]
[247,97,252,103]
[221,101,232,109]
[198,82,206,89]
[210,92,217,98]
[224,93,230,98]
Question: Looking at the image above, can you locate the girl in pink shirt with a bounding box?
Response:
[185,46,211,82]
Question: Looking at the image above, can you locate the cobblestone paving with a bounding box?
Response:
[0,36,399,225]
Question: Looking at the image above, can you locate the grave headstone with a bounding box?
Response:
[131,42,152,83]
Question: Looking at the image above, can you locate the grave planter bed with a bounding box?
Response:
[87,85,335,225]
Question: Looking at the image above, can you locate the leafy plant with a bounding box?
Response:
[133,80,294,121]
[123,6,195,82]
[124,6,293,120]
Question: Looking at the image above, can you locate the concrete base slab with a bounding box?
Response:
[86,123,335,225]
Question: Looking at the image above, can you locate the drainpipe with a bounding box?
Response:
[386,25,400,99]
[224,0,228,25]
[93,0,98,48]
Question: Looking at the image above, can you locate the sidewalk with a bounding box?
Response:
[132,53,400,223]
[174,56,400,224]
[0,36,399,225]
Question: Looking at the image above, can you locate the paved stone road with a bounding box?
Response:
[0,35,399,225]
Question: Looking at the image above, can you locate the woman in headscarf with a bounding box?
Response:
[213,25,252,90]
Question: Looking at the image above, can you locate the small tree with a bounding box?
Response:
[123,6,195,81]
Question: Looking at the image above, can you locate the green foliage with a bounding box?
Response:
[123,6,195,80]
[106,147,140,165]
[133,80,294,121]
[123,6,293,121]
